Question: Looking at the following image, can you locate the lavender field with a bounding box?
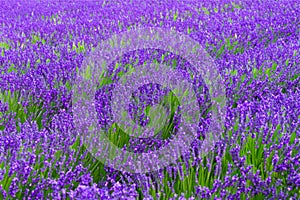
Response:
[0,0,299,199]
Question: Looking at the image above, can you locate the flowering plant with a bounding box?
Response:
[0,0,299,199]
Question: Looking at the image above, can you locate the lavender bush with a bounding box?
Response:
[0,0,299,199]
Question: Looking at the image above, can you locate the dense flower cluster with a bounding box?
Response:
[0,0,299,199]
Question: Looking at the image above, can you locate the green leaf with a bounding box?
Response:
[291,73,300,81]
[272,62,277,71]
[84,65,92,80]
[253,68,259,79]
[226,38,230,47]
[241,74,246,82]
[233,120,239,132]
[231,2,242,9]
[231,69,237,76]
[8,65,16,73]
[172,59,177,69]
[202,7,210,15]
[247,78,253,85]
[285,59,289,66]
[173,11,178,21]
[65,81,72,91]
[187,27,191,34]
[290,132,296,144]
[265,68,271,77]
[0,42,10,50]
[216,44,225,58]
